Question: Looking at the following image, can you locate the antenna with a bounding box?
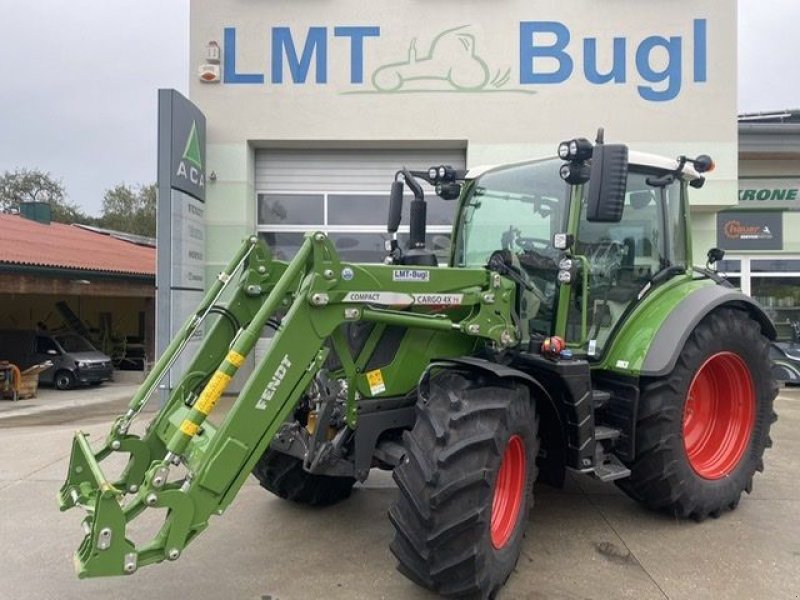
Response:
[595,127,605,145]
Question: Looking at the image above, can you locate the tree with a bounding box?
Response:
[0,167,90,224]
[99,183,156,237]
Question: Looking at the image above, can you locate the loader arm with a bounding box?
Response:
[58,232,518,578]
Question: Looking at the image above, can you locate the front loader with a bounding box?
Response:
[60,132,778,599]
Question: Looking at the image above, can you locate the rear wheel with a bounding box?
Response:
[252,448,356,507]
[618,308,777,520]
[389,371,539,598]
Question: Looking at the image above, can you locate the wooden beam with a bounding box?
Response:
[0,273,154,298]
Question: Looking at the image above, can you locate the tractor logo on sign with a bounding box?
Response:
[368,26,516,94]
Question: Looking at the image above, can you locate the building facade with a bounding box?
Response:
[720,112,800,342]
[189,0,738,282]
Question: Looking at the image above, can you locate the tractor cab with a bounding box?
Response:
[446,133,712,358]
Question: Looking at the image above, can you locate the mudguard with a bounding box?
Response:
[421,356,556,412]
[604,280,776,378]
[422,356,569,486]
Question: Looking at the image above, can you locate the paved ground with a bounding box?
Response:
[0,386,798,600]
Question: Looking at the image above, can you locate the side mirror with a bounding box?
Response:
[387,181,404,233]
[586,144,629,223]
[47,349,59,356]
[707,247,725,267]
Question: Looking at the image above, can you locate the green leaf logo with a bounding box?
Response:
[182,121,203,170]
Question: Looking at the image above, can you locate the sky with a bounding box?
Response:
[0,1,797,217]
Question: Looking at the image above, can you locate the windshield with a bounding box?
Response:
[55,334,96,353]
[455,159,568,267]
[455,158,569,338]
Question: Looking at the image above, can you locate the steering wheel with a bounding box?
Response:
[586,240,627,284]
[590,240,626,259]
[515,237,551,252]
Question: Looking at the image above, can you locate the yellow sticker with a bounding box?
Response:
[195,371,231,415]
[226,350,245,368]
[180,420,200,437]
[366,369,386,395]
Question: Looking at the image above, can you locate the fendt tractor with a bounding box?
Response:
[59,131,777,599]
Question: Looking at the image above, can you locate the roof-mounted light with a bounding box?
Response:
[557,137,593,162]
[426,165,458,184]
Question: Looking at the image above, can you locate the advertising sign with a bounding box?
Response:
[157,90,207,390]
[738,178,800,211]
[190,2,734,146]
[717,211,783,251]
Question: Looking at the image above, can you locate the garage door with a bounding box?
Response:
[255,148,466,263]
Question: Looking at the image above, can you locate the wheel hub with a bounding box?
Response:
[683,352,756,479]
[491,435,526,549]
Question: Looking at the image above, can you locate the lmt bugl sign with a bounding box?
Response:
[157,89,207,392]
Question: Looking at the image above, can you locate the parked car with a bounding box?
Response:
[0,329,113,390]
[771,321,800,387]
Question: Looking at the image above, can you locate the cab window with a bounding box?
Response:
[570,170,684,356]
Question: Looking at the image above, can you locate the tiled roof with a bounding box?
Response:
[0,214,155,277]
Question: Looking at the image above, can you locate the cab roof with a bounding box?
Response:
[466,150,702,181]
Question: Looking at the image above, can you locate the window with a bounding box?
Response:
[258,194,323,226]
[455,159,569,337]
[36,336,58,355]
[257,191,454,264]
[572,170,685,356]
[714,256,800,343]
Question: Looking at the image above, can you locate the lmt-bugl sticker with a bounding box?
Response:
[393,269,430,282]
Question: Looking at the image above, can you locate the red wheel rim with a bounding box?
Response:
[683,352,755,480]
[491,435,526,549]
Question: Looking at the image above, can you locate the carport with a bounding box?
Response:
[0,212,155,368]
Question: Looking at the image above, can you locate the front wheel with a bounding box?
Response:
[389,371,539,598]
[617,308,777,520]
[54,370,75,391]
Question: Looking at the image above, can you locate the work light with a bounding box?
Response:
[557,138,593,162]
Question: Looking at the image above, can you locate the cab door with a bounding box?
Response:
[569,170,687,357]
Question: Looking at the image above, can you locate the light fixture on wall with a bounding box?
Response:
[199,41,221,83]
[209,171,217,182]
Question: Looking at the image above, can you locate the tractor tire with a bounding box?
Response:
[617,308,777,520]
[252,448,356,507]
[389,371,539,599]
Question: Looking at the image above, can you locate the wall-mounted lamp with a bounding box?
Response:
[199,41,221,83]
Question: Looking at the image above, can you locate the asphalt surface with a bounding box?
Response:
[0,384,798,599]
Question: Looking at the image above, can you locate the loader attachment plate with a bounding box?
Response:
[59,432,137,578]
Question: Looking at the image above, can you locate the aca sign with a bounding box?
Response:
[220,19,707,102]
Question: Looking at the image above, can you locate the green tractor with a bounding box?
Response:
[59,131,777,599]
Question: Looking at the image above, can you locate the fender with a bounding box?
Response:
[421,356,558,414]
[421,356,568,486]
[604,280,776,378]
[641,285,775,377]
